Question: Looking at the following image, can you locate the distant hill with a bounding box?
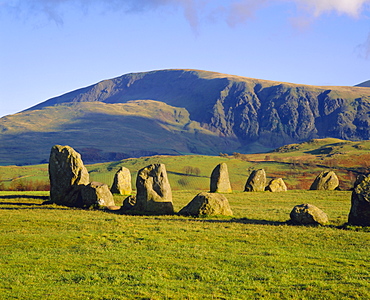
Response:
[1,69,370,165]
[3,137,370,191]
[355,80,370,88]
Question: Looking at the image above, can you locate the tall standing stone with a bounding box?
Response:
[49,145,90,206]
[210,163,232,193]
[244,169,266,192]
[309,171,339,190]
[49,145,115,209]
[348,175,370,226]
[111,167,132,195]
[135,163,174,214]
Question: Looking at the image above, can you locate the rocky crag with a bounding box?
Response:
[2,69,370,165]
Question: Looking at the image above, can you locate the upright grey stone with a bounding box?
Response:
[266,178,287,192]
[135,164,174,214]
[178,192,233,217]
[49,145,90,206]
[348,175,370,226]
[49,145,115,209]
[310,171,339,190]
[111,167,132,195]
[244,169,266,192]
[210,163,232,193]
[290,203,329,225]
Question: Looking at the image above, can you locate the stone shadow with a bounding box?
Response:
[167,171,208,178]
[176,217,287,226]
[0,195,49,200]
[103,209,288,226]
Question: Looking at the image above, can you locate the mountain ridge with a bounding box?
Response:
[27,69,369,112]
[355,80,370,88]
[2,69,370,165]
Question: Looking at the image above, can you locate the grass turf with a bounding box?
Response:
[0,190,369,299]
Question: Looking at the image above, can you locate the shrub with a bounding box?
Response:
[178,177,190,187]
[8,179,50,191]
[183,166,201,176]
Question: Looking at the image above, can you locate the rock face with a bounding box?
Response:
[348,175,370,226]
[244,169,266,192]
[210,163,232,193]
[290,203,329,225]
[266,178,287,192]
[111,167,132,195]
[135,164,174,214]
[49,145,90,206]
[178,192,233,217]
[3,69,370,166]
[49,145,115,209]
[310,171,339,190]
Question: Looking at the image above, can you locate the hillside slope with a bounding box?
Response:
[355,80,370,88]
[3,138,370,192]
[1,69,370,165]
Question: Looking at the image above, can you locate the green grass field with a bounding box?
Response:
[4,137,370,193]
[0,190,369,299]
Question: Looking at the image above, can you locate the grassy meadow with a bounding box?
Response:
[3,137,370,192]
[0,190,369,299]
[1,138,370,299]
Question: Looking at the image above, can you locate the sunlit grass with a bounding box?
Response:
[0,190,369,299]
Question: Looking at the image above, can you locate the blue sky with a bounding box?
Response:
[1,0,370,117]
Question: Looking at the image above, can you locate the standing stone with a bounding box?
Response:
[81,182,116,209]
[122,195,137,211]
[49,145,115,209]
[310,171,339,190]
[244,169,266,192]
[178,192,233,217]
[353,174,366,189]
[348,175,370,226]
[111,167,132,195]
[49,145,90,206]
[210,163,232,193]
[266,178,287,192]
[135,164,174,214]
[290,203,329,225]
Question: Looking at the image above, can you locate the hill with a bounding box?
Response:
[355,80,370,87]
[1,69,370,165]
[2,138,370,192]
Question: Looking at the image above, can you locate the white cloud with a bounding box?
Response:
[3,0,370,26]
[293,0,370,17]
[224,0,370,25]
